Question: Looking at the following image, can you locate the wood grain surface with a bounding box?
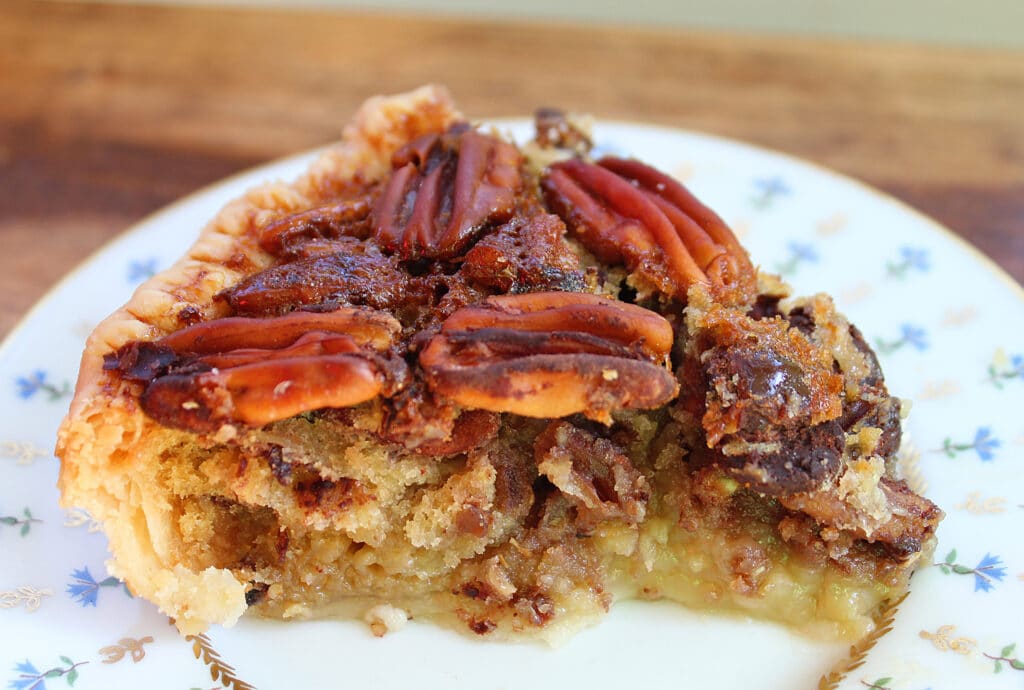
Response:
[2,0,1022,339]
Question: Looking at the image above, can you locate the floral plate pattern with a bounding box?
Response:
[2,122,1022,690]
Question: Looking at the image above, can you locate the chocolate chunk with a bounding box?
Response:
[265,445,293,486]
[713,420,845,496]
[245,583,269,607]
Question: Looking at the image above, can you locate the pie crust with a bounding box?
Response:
[56,85,941,641]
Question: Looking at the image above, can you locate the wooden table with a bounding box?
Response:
[2,0,1023,339]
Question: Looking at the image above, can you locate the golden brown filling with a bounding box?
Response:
[102,111,942,639]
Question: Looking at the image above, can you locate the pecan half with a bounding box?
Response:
[218,241,407,316]
[419,292,678,423]
[374,126,523,260]
[142,351,384,432]
[121,308,405,432]
[157,308,400,354]
[541,157,755,304]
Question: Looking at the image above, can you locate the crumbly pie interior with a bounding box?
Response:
[56,85,942,641]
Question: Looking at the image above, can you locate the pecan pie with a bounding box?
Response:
[56,85,942,641]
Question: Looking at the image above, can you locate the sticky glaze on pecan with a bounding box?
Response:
[142,351,384,432]
[461,212,584,293]
[117,308,405,432]
[374,126,523,260]
[156,308,400,355]
[542,157,755,304]
[419,292,678,423]
[219,241,407,316]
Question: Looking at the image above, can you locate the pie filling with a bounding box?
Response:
[76,99,941,641]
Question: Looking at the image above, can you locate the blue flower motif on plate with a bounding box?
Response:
[127,257,159,283]
[972,553,1008,593]
[988,352,1024,388]
[938,426,1002,462]
[886,246,930,279]
[875,323,929,355]
[14,371,70,402]
[937,549,1008,593]
[7,656,84,689]
[8,660,41,690]
[750,175,791,209]
[66,567,124,607]
[775,241,818,276]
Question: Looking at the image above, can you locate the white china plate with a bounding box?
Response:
[2,121,1022,690]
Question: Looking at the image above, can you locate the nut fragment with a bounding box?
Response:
[533,108,592,154]
[461,212,583,293]
[535,421,649,530]
[258,198,373,256]
[779,476,943,558]
[374,126,523,260]
[391,408,500,457]
[419,292,678,423]
[541,157,755,303]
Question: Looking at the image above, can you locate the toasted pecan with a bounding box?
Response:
[542,157,755,304]
[110,308,406,432]
[419,292,678,423]
[374,126,523,260]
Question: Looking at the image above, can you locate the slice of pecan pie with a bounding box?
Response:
[56,85,941,640]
